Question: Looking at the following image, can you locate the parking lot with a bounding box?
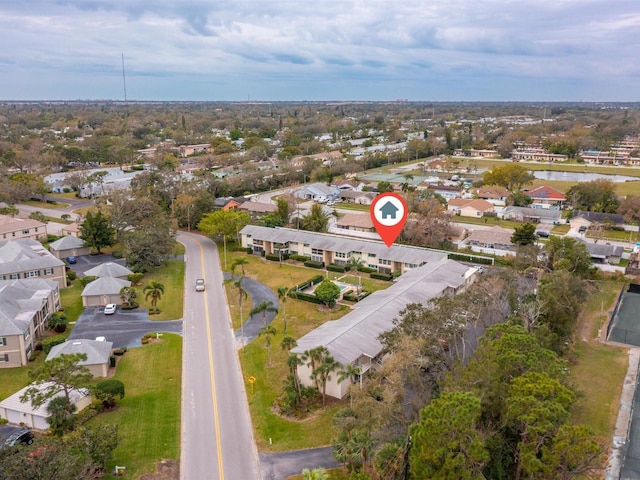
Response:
[69,306,182,348]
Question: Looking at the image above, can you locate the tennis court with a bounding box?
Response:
[608,284,640,346]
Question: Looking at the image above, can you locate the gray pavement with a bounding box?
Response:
[260,447,339,480]
[68,307,182,348]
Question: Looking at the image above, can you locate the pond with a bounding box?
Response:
[532,171,639,183]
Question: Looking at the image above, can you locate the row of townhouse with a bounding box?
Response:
[0,239,67,288]
[0,215,48,242]
[0,278,61,367]
[240,225,448,275]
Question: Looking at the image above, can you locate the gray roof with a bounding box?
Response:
[0,238,65,276]
[47,339,113,365]
[0,279,58,336]
[49,235,85,251]
[502,206,561,220]
[241,225,448,265]
[291,258,473,365]
[579,239,624,258]
[81,277,131,297]
[572,210,625,225]
[296,183,338,197]
[84,262,133,278]
[0,381,90,418]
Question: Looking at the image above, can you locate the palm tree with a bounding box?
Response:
[302,346,329,390]
[301,468,328,480]
[347,256,364,301]
[250,300,278,326]
[46,396,77,436]
[401,173,415,193]
[231,257,249,278]
[277,286,290,333]
[287,353,303,397]
[280,336,297,352]
[225,277,248,347]
[143,280,164,314]
[259,324,277,365]
[316,355,341,405]
[338,364,362,408]
[349,430,375,474]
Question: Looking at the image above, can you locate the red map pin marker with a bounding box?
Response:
[370,192,408,247]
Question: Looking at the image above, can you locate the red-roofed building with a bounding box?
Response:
[525,185,566,210]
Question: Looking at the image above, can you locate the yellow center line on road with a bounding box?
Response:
[197,237,225,479]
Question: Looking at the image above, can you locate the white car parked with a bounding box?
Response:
[104,304,117,315]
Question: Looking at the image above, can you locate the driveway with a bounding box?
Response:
[67,253,126,277]
[68,307,182,348]
[0,424,23,444]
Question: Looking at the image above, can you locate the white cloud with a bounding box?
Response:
[0,0,638,100]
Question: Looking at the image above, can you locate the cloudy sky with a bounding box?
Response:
[1,1,639,101]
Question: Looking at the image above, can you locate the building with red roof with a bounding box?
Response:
[525,185,566,209]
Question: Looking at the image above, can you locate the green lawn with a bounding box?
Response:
[335,203,370,213]
[22,199,70,210]
[0,366,31,402]
[136,260,185,320]
[60,281,85,322]
[569,280,628,438]
[89,333,182,479]
[452,215,521,229]
[550,224,571,234]
[223,249,392,451]
[586,229,638,242]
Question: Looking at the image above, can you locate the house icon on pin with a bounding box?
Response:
[379,201,399,220]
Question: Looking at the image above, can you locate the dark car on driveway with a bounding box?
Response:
[3,428,34,448]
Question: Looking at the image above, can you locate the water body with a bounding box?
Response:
[533,171,639,183]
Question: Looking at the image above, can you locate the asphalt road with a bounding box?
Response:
[178,232,261,480]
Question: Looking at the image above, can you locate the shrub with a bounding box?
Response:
[327,264,346,273]
[109,356,116,368]
[288,291,324,304]
[265,253,281,262]
[342,291,371,302]
[141,337,149,344]
[46,234,59,243]
[113,347,127,356]
[29,351,42,362]
[447,253,493,265]
[63,187,71,193]
[78,276,97,287]
[66,270,77,282]
[304,260,324,269]
[357,266,377,274]
[43,334,67,354]
[48,312,69,333]
[370,272,393,281]
[290,254,311,262]
[246,247,253,254]
[112,250,124,259]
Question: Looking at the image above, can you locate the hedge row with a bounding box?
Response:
[42,334,67,354]
[294,274,325,292]
[289,254,310,262]
[265,253,289,262]
[447,253,493,265]
[288,290,324,304]
[304,260,324,269]
[370,272,393,281]
[342,291,372,302]
[327,264,347,273]
[357,266,377,274]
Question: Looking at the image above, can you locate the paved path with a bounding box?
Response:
[260,447,339,480]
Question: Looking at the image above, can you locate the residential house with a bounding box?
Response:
[501,206,562,224]
[81,277,131,307]
[453,148,499,158]
[60,222,81,237]
[240,225,449,274]
[290,258,476,399]
[463,226,514,254]
[0,239,67,288]
[511,150,568,162]
[214,196,246,210]
[426,184,461,200]
[48,235,91,260]
[578,240,624,264]
[447,198,495,218]
[330,179,366,192]
[570,210,625,230]
[339,190,378,205]
[238,201,278,218]
[178,143,210,157]
[46,339,113,378]
[0,381,91,429]
[0,216,47,241]
[472,187,510,206]
[83,262,133,279]
[525,185,566,210]
[294,183,339,202]
[0,279,60,368]
[335,213,375,233]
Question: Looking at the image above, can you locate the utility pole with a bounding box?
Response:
[121,53,127,102]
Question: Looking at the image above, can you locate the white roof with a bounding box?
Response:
[0,238,64,275]
[0,381,90,418]
[49,235,85,251]
[0,279,58,336]
[291,258,472,365]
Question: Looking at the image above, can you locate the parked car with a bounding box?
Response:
[66,256,77,264]
[104,304,117,315]
[536,231,550,238]
[578,225,587,233]
[195,279,205,292]
[3,428,34,448]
